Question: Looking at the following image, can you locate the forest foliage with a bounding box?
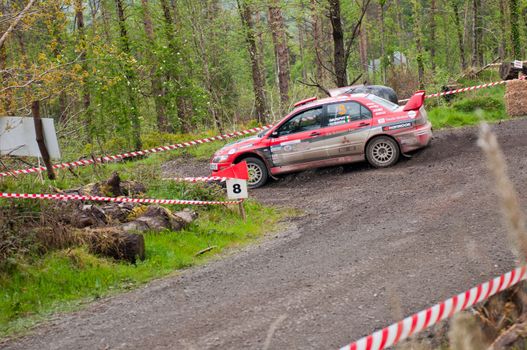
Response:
[0,0,522,153]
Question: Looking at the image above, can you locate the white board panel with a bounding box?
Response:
[0,117,61,159]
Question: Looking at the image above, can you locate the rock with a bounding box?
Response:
[120,181,147,196]
[173,209,198,225]
[85,227,145,263]
[77,204,107,228]
[121,206,197,233]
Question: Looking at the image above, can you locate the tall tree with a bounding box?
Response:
[430,0,437,71]
[311,0,327,85]
[328,0,370,87]
[114,0,142,150]
[237,0,268,124]
[471,0,483,67]
[160,0,193,132]
[379,0,387,84]
[412,0,425,89]
[141,0,170,132]
[509,0,521,59]
[75,0,92,139]
[452,1,467,70]
[268,0,290,112]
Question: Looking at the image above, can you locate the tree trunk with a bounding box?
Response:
[141,0,171,133]
[412,0,425,89]
[115,0,142,150]
[359,25,369,79]
[452,1,467,70]
[160,0,192,132]
[32,101,56,180]
[379,1,386,84]
[430,0,437,71]
[0,42,12,115]
[329,0,347,87]
[268,0,290,112]
[471,0,483,67]
[499,0,507,59]
[74,0,92,141]
[311,0,326,85]
[510,0,521,59]
[185,0,223,132]
[237,0,268,124]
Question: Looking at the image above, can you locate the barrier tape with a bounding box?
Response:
[340,266,527,350]
[398,80,507,104]
[163,176,228,183]
[0,124,274,178]
[0,192,242,206]
[0,80,511,179]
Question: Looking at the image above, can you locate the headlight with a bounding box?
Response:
[212,155,229,163]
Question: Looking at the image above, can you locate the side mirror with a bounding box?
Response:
[270,130,279,138]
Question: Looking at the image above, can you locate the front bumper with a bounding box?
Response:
[210,162,233,175]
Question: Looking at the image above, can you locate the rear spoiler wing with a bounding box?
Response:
[402,90,426,111]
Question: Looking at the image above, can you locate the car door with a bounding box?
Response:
[323,101,373,158]
[269,106,329,167]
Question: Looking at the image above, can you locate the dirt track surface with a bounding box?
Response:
[4,119,527,350]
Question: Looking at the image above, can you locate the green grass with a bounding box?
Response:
[0,140,286,338]
[0,200,283,337]
[426,83,508,129]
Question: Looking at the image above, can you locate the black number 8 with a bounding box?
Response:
[233,184,242,194]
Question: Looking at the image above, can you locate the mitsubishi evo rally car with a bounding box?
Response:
[210,91,432,188]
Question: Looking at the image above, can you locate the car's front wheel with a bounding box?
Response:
[366,136,400,168]
[243,157,268,188]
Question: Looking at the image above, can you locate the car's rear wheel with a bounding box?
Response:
[243,157,268,188]
[366,136,400,168]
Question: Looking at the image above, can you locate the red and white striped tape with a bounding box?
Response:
[398,80,507,104]
[163,176,228,183]
[425,80,506,98]
[0,124,273,178]
[340,266,527,350]
[0,192,242,206]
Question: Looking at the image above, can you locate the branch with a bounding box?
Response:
[345,0,371,63]
[0,0,37,51]
[0,53,84,93]
[297,76,330,96]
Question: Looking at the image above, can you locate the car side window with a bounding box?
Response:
[327,102,371,126]
[277,107,324,136]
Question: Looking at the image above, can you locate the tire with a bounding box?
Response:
[242,157,268,188]
[365,136,400,168]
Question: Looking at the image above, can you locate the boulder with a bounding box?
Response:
[121,206,197,233]
[84,227,145,263]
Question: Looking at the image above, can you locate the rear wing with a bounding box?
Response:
[403,90,425,111]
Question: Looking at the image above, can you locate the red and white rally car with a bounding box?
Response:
[210,91,432,188]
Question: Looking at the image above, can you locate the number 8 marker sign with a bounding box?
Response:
[226,178,248,199]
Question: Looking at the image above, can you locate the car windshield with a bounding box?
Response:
[365,94,400,111]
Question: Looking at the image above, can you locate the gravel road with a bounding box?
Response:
[4,119,526,350]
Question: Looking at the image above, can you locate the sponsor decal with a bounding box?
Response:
[328,115,350,126]
[378,118,386,124]
[283,145,293,152]
[382,122,413,131]
[280,140,301,146]
[407,110,417,119]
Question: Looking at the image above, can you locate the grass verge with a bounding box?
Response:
[0,146,285,338]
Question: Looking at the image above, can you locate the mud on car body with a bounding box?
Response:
[210,91,432,188]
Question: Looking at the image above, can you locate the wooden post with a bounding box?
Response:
[238,200,246,221]
[32,101,56,180]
